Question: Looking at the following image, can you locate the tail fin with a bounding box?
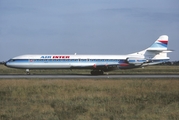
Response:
[147,35,168,51]
[129,35,173,60]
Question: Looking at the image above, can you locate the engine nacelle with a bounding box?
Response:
[126,57,148,65]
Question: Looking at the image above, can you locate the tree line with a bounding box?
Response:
[159,61,179,65]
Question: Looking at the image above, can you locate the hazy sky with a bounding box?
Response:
[0,0,179,61]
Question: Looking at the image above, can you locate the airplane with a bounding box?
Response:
[5,35,173,75]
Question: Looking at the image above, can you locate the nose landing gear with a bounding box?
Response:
[26,69,30,75]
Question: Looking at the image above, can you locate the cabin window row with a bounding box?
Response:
[30,59,120,62]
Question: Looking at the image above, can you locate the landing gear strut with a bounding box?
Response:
[91,70,104,75]
[26,69,30,75]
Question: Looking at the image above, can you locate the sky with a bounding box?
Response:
[0,0,179,61]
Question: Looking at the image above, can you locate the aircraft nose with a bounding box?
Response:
[4,62,7,66]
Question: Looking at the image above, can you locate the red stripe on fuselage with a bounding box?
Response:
[120,63,129,66]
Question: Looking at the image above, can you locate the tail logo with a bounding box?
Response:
[158,40,168,45]
[149,35,168,49]
[154,40,168,48]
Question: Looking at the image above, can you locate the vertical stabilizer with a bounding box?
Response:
[129,35,172,60]
[144,35,172,59]
[147,35,168,51]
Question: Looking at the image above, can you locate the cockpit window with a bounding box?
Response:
[8,59,15,62]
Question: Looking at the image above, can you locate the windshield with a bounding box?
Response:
[8,59,15,62]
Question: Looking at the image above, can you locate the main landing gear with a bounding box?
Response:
[91,70,104,75]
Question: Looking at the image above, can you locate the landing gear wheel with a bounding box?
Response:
[26,69,30,75]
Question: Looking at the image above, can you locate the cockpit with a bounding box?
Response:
[7,59,15,62]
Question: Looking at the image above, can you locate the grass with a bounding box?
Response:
[0,78,179,120]
[0,64,179,75]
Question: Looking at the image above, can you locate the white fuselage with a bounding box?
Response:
[6,54,128,69]
[5,54,168,70]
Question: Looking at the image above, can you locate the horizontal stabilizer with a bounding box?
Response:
[147,49,174,53]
